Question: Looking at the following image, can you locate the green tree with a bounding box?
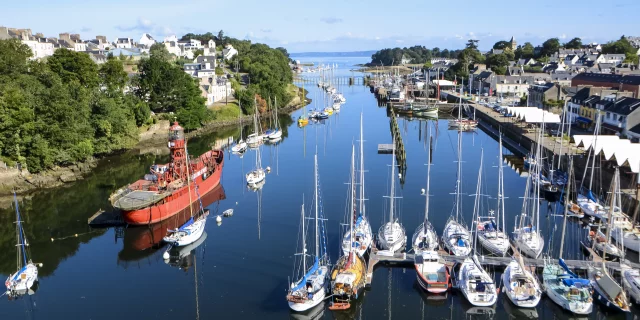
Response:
[150,43,172,62]
[193,48,204,58]
[515,42,535,59]
[601,37,639,64]
[47,49,99,88]
[541,38,560,57]
[423,61,433,70]
[486,54,509,75]
[99,57,128,92]
[564,37,583,49]
[0,38,32,75]
[217,30,225,42]
[493,41,512,50]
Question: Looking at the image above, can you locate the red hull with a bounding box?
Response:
[415,265,450,294]
[122,150,224,225]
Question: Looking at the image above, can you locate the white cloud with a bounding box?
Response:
[115,17,173,37]
[559,33,567,39]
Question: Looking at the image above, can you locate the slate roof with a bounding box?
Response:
[604,97,640,116]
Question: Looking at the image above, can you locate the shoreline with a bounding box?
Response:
[0,86,308,196]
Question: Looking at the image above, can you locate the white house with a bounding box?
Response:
[184,56,217,78]
[601,54,626,65]
[564,54,579,65]
[87,35,111,50]
[204,39,216,55]
[200,77,232,105]
[597,96,640,136]
[115,37,134,49]
[222,44,238,60]
[0,27,55,59]
[139,33,156,48]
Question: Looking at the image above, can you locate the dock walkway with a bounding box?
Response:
[365,244,640,287]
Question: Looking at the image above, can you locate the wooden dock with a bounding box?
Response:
[364,241,640,288]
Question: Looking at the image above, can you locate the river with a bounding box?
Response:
[0,54,637,319]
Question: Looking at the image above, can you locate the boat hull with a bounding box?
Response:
[122,153,223,225]
[611,227,640,252]
[5,263,38,294]
[477,232,509,256]
[415,265,449,294]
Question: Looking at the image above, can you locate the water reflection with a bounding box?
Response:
[501,296,538,319]
[117,184,226,266]
[289,302,325,320]
[163,231,207,271]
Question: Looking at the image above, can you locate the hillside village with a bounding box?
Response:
[0,27,239,106]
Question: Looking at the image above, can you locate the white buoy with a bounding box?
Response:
[398,173,402,179]
[421,188,425,195]
[217,221,222,226]
[163,251,170,260]
[266,166,271,172]
[216,215,222,223]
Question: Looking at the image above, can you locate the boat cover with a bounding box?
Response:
[178,217,194,231]
[587,190,598,203]
[562,278,590,287]
[457,238,466,247]
[291,257,319,292]
[559,258,578,278]
[597,270,623,300]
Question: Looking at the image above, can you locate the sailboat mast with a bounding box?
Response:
[473,149,484,253]
[14,194,26,269]
[390,136,396,224]
[185,140,194,218]
[499,135,506,236]
[359,113,366,217]
[314,155,319,259]
[455,95,463,222]
[589,113,600,192]
[424,127,432,229]
[559,158,573,259]
[602,168,618,263]
[350,145,356,264]
[302,202,306,273]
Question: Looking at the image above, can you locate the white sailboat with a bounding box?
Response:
[164,144,209,247]
[457,255,498,307]
[542,158,593,315]
[502,255,542,308]
[246,98,264,147]
[512,128,544,259]
[442,104,472,257]
[412,127,438,253]
[621,266,640,305]
[266,97,283,140]
[377,137,406,253]
[246,114,266,185]
[231,102,247,153]
[341,113,372,257]
[5,193,39,297]
[477,135,509,256]
[587,168,630,312]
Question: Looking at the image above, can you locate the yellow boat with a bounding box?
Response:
[297,116,308,126]
[324,108,333,115]
[329,252,366,310]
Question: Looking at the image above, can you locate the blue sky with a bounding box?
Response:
[2,0,639,53]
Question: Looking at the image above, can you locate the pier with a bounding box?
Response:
[388,109,407,175]
[364,243,640,288]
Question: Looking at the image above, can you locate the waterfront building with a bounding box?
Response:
[596,96,640,137]
[199,77,232,105]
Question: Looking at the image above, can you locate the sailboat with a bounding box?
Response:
[576,113,609,220]
[502,254,542,308]
[329,146,367,310]
[231,105,247,153]
[414,70,438,117]
[512,127,544,259]
[377,137,406,253]
[442,105,472,257]
[341,113,372,257]
[621,265,640,305]
[5,193,39,297]
[246,97,264,147]
[246,138,266,186]
[266,97,283,140]
[457,192,498,307]
[287,157,330,312]
[542,158,593,315]
[413,127,450,293]
[298,82,309,126]
[587,168,630,312]
[163,143,210,247]
[477,135,509,256]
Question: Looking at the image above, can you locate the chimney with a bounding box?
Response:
[96,35,107,44]
[35,32,44,38]
[70,34,81,41]
[0,27,8,39]
[59,33,71,42]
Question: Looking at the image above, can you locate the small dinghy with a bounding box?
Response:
[223,209,234,217]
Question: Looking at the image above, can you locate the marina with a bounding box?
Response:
[2,54,640,319]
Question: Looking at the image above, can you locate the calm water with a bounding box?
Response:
[1,55,638,320]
